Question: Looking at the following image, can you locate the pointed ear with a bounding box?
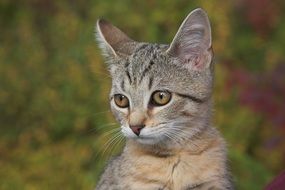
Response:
[96,19,136,58]
[166,8,213,71]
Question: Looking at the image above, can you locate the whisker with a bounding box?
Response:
[93,131,120,162]
[164,130,183,145]
[76,110,111,119]
[163,125,203,149]
[163,132,180,145]
[89,123,118,133]
[101,132,123,158]
[98,127,121,138]
[92,110,111,116]
[108,134,125,156]
[167,127,203,150]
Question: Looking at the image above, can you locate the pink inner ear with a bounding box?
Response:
[193,55,201,68]
[183,54,202,69]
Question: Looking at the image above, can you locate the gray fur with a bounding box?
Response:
[95,8,233,190]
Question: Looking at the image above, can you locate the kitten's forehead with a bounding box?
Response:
[111,43,213,103]
[131,43,168,60]
[113,43,168,85]
[128,43,168,77]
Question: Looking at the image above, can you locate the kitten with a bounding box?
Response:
[95,8,233,190]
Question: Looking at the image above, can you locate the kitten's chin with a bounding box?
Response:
[123,134,163,145]
[136,137,163,145]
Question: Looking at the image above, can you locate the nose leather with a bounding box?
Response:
[130,125,145,136]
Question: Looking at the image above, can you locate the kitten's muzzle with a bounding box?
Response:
[130,124,145,136]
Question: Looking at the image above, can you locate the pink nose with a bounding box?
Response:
[130,125,145,136]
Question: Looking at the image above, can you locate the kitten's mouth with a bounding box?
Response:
[122,124,168,145]
[134,130,166,145]
[126,129,162,144]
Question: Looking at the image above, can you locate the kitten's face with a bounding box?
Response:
[109,45,212,145]
[97,9,213,145]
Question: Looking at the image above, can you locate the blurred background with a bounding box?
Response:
[0,0,285,189]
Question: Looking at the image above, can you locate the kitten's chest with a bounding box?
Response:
[123,152,215,190]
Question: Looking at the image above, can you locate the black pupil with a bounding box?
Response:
[120,95,124,101]
[159,93,164,100]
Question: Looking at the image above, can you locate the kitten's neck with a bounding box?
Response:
[125,126,223,158]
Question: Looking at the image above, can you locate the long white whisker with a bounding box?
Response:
[76,110,111,119]
[167,127,203,150]
[109,134,125,156]
[99,127,121,138]
[165,130,183,145]
[89,123,118,133]
[93,129,122,163]
[101,132,123,158]
[164,131,180,145]
[102,133,124,159]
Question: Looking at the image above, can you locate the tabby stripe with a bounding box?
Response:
[148,77,153,90]
[133,44,148,56]
[137,44,148,51]
[120,80,125,91]
[176,93,204,103]
[133,74,137,84]
[139,60,155,84]
[124,62,130,68]
[126,69,132,84]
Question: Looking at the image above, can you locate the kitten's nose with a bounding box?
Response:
[130,125,145,136]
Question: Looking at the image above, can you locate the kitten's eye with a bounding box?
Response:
[150,91,172,106]
[114,94,129,108]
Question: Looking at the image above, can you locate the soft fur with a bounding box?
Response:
[95,8,233,190]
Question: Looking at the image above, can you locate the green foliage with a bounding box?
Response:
[229,149,273,190]
[0,0,284,189]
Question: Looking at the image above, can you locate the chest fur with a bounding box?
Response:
[122,151,224,190]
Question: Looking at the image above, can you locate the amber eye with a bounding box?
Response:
[150,91,172,106]
[114,94,129,108]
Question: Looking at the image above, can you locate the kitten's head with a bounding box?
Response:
[96,8,214,145]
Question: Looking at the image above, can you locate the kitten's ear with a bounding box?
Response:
[166,8,213,71]
[96,19,136,58]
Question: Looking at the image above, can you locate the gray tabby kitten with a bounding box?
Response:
[95,8,233,190]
